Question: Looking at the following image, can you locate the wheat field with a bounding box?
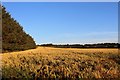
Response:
[0,47,120,79]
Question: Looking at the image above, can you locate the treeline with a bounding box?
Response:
[2,6,36,52]
[40,43,119,48]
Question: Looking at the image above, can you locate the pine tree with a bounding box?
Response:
[2,6,36,52]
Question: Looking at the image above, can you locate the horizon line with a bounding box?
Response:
[38,42,119,45]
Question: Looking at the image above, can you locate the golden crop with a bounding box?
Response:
[0,47,120,79]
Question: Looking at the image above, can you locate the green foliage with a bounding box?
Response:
[0,5,2,51]
[40,43,119,48]
[2,6,36,52]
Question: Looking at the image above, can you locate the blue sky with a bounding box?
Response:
[1,0,120,2]
[3,2,118,44]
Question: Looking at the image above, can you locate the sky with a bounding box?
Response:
[1,0,120,2]
[2,2,118,44]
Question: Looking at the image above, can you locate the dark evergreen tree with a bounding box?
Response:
[2,6,36,52]
[0,5,2,51]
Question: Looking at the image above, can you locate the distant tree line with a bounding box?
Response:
[40,43,119,48]
[2,6,36,52]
